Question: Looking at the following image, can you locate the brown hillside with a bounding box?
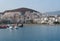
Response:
[4,8,39,13]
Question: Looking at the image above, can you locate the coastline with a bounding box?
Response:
[0,23,60,26]
[23,24,60,26]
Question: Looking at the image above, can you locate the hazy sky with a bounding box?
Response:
[0,0,60,13]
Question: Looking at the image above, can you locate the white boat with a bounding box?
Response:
[9,25,13,29]
[7,24,13,29]
[14,26,18,29]
[7,24,23,29]
[8,25,18,29]
[18,24,23,27]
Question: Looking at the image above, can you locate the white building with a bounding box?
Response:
[47,16,57,24]
[0,13,4,19]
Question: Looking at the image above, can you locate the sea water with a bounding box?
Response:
[0,24,60,41]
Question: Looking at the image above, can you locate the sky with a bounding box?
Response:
[0,0,60,13]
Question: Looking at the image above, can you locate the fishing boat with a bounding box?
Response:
[0,25,8,29]
[14,26,18,29]
[7,24,13,29]
[17,24,23,27]
[8,24,18,29]
[8,23,23,29]
[9,26,13,29]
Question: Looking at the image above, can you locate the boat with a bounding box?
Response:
[14,26,18,29]
[7,25,13,29]
[0,25,8,29]
[7,24,23,29]
[18,24,23,27]
[8,24,18,29]
[7,24,14,29]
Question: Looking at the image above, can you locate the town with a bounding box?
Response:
[0,7,60,24]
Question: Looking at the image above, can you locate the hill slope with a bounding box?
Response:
[4,7,40,13]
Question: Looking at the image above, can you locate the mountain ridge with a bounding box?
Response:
[45,10,60,15]
[3,7,40,13]
[0,7,40,14]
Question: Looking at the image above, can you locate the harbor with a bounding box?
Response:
[0,25,60,41]
[0,24,23,29]
[0,0,60,41]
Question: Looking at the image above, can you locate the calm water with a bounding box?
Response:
[0,25,60,41]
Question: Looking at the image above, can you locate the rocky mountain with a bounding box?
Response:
[1,7,41,21]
